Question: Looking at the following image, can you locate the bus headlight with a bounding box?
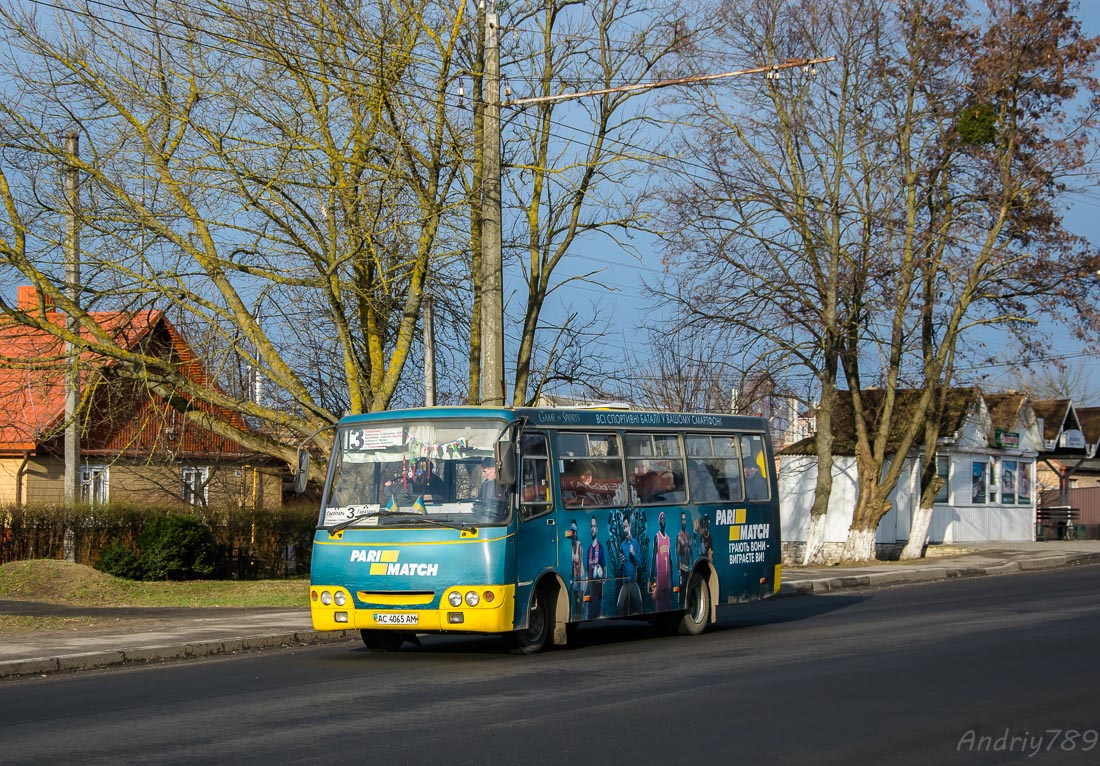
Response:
[334,591,347,606]
[320,590,333,606]
[465,591,480,607]
[448,591,463,607]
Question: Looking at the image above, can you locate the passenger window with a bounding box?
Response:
[625,433,687,505]
[556,432,625,508]
[686,434,743,503]
[740,434,770,501]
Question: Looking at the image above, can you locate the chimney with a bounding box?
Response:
[16,286,54,314]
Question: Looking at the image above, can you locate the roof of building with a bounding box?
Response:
[0,287,251,456]
[982,392,1030,433]
[1030,398,1076,441]
[780,387,981,456]
[1075,406,1100,447]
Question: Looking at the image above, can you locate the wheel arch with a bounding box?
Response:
[695,560,719,624]
[523,571,569,645]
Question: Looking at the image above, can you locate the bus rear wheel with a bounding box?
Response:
[678,573,710,636]
[361,629,405,652]
[510,587,551,654]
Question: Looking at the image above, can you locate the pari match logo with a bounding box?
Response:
[350,549,439,577]
[715,508,771,565]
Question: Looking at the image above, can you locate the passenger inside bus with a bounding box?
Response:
[741,435,770,501]
[744,463,768,501]
[687,460,722,502]
[562,461,607,508]
[630,464,686,504]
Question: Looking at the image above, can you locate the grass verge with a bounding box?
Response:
[0,559,307,608]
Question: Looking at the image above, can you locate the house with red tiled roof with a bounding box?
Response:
[0,287,281,509]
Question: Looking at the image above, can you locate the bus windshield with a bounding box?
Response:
[320,418,510,529]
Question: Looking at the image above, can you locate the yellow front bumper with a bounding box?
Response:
[310,584,516,633]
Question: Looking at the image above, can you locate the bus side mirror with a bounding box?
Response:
[496,441,516,486]
[294,447,311,494]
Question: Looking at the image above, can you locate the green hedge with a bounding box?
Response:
[0,500,319,579]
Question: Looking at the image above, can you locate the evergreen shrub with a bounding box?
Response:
[137,514,224,580]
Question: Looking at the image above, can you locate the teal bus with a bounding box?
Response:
[306,406,781,653]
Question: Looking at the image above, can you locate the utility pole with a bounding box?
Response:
[63,132,81,508]
[423,295,436,406]
[479,4,505,407]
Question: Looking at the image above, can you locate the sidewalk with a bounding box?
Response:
[779,540,1100,594]
[4,541,1100,679]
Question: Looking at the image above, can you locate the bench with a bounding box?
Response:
[1036,506,1080,541]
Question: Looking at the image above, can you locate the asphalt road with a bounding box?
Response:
[3,565,1100,766]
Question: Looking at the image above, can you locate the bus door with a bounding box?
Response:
[620,432,688,616]
[556,430,627,621]
[515,430,556,625]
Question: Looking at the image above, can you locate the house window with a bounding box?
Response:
[80,465,109,506]
[181,466,209,506]
[1018,462,1032,504]
[971,461,987,504]
[935,454,949,503]
[1001,460,1017,504]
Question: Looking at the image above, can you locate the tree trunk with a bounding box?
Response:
[801,513,829,565]
[900,402,947,560]
[841,526,878,562]
[901,503,933,559]
[845,483,890,561]
[802,376,838,564]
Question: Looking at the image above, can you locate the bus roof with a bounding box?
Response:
[338,406,769,433]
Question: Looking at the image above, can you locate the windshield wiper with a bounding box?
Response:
[397,514,477,532]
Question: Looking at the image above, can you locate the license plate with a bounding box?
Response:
[373,613,418,626]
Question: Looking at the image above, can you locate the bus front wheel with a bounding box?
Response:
[361,629,405,652]
[510,587,551,654]
[678,573,710,636]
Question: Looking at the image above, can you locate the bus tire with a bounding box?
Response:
[678,573,710,636]
[510,586,551,654]
[361,629,405,652]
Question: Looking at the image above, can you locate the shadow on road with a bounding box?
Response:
[315,592,867,659]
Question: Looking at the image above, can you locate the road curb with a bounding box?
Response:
[779,551,1100,597]
[0,629,358,680]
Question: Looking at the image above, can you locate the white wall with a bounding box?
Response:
[780,452,1035,544]
[779,455,857,543]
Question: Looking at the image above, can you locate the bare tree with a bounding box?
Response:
[659,0,1099,561]
[0,0,474,474]
[656,0,871,562]
[1003,359,1100,406]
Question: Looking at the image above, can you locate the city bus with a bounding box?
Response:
[305,406,781,653]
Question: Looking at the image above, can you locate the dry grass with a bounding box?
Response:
[0,614,100,636]
[0,559,307,608]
